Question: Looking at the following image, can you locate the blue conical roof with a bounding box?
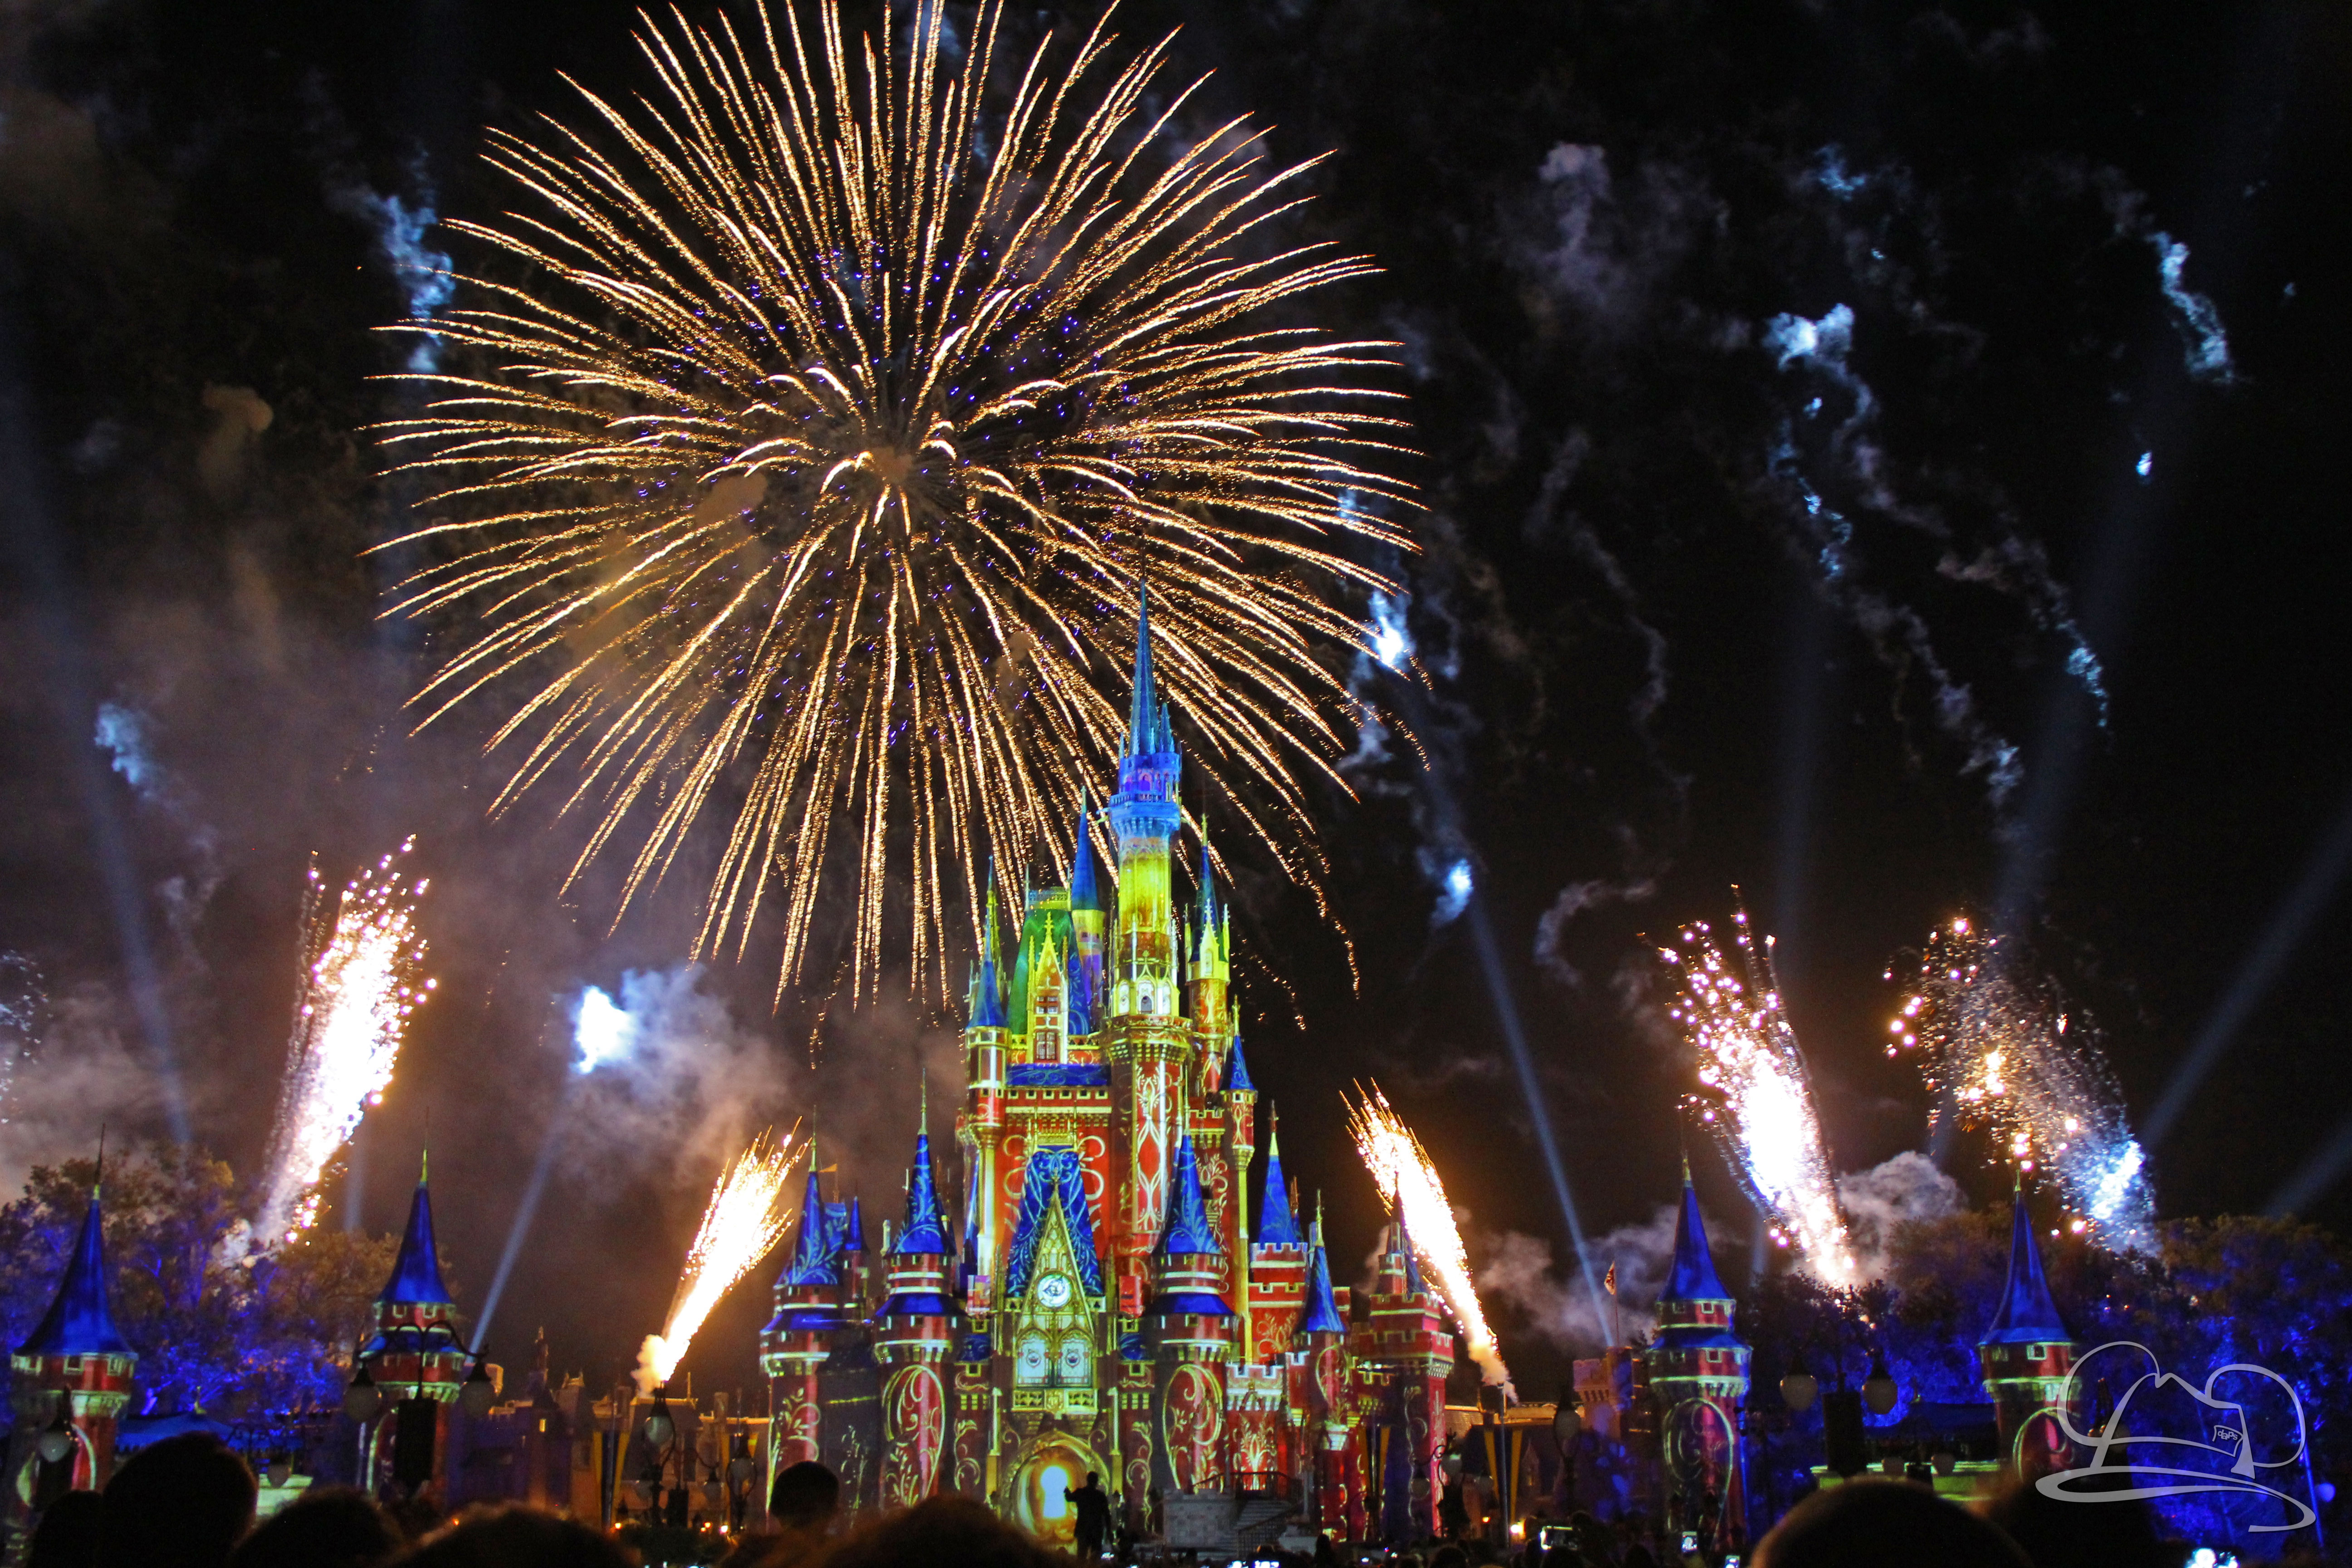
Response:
[1070,798,1102,915]
[779,1161,839,1287]
[895,1130,951,1255]
[1254,1110,1299,1246]
[1227,1032,1254,1094]
[1156,1133,1221,1257]
[843,1197,867,1254]
[1983,1185,2070,1345]
[1300,1210,1346,1335]
[19,1185,131,1357]
[1662,1173,1729,1303]
[380,1165,455,1306]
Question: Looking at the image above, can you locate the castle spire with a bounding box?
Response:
[1299,1195,1345,1334]
[969,867,1006,1029]
[1981,1182,2069,1344]
[19,1168,131,1358]
[1254,1106,1300,1246]
[1226,1030,1255,1094]
[892,1112,950,1257]
[1125,579,1169,757]
[1662,1162,1728,1303]
[1155,1133,1221,1257]
[779,1144,840,1286]
[1070,790,1102,914]
[380,1156,455,1306]
[1392,1186,1425,1295]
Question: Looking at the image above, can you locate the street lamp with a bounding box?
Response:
[642,1387,677,1450]
[1779,1356,1818,1414]
[1862,1354,1899,1418]
[460,1356,499,1419]
[35,1398,73,1465]
[1551,1402,1582,1446]
[342,1356,383,1424]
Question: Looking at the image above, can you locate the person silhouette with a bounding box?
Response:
[1069,1471,1112,1560]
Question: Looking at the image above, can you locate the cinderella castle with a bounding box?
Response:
[752,595,1458,1547]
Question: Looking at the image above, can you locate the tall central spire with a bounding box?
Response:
[1125,580,1170,757]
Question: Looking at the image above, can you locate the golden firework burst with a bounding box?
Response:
[376,0,1414,998]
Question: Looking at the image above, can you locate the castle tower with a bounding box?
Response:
[1145,1133,1233,1494]
[7,1171,136,1535]
[1645,1166,1750,1547]
[960,891,1009,1303]
[1227,1100,1298,1491]
[1296,1201,1355,1538]
[1189,844,1231,1078]
[1978,1182,2077,1479]
[1357,1204,1452,1541]
[1106,585,1189,1314]
[1220,1031,1260,1340]
[874,1099,960,1506]
[361,1157,472,1494]
[1068,795,1106,1041]
[763,1153,846,1486]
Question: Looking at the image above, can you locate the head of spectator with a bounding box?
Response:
[401,1504,629,1568]
[27,1491,105,1568]
[820,1495,1073,1568]
[1753,1480,2032,1568]
[768,1460,841,1533]
[1981,1476,2171,1568]
[225,1486,398,1568]
[96,1435,257,1568]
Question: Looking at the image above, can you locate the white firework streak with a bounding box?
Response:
[637,1127,804,1395]
[252,842,432,1250]
[1348,1083,1510,1389]
[1662,911,1857,1284]
[1892,917,2155,1253]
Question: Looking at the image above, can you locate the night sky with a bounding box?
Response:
[2,0,2347,1405]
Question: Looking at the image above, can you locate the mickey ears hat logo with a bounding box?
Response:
[2037,1342,2317,1534]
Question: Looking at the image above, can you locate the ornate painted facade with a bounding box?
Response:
[757,596,1449,1546]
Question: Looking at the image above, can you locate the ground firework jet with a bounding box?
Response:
[252,843,431,1250]
[379,0,1416,999]
[1893,918,2155,1252]
[750,622,1452,1546]
[1662,909,1855,1284]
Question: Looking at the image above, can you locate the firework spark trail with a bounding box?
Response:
[1661,911,1857,1284]
[376,0,1416,1000]
[1892,917,2156,1253]
[1347,1083,1510,1389]
[252,843,433,1251]
[636,1127,803,1394]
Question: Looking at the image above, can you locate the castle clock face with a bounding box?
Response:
[1037,1272,1073,1308]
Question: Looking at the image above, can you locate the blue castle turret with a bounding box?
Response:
[10,1166,139,1499]
[1644,1162,1749,1544]
[1978,1181,2078,1478]
[362,1156,470,1397]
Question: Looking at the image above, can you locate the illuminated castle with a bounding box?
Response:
[757,595,1450,1546]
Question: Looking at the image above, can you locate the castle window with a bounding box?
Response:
[2029,1344,2046,1360]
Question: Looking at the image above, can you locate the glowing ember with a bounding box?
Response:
[252,842,432,1250]
[1892,917,2156,1253]
[1347,1083,1510,1389]
[1662,910,1857,1284]
[636,1128,804,1394]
